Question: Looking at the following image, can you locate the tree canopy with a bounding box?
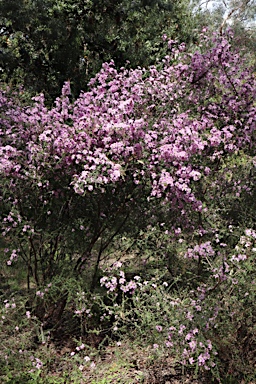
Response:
[0,0,197,101]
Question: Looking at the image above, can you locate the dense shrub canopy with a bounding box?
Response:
[1,32,255,286]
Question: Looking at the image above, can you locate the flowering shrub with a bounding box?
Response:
[1,30,255,290]
[98,261,219,376]
[0,227,255,381]
[97,228,255,380]
[0,28,256,381]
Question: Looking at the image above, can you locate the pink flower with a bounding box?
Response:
[189,340,197,352]
[26,311,31,319]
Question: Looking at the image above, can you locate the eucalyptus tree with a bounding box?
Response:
[192,0,256,63]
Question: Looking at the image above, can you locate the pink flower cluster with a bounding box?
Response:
[184,241,215,260]
[1,32,255,274]
[100,269,139,295]
[1,34,255,202]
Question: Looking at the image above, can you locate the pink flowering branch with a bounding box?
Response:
[1,31,255,285]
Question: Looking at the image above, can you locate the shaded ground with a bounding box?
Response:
[37,339,212,384]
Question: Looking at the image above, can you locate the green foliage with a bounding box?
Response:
[96,232,256,381]
[1,231,255,383]
[0,0,84,100]
[0,0,197,101]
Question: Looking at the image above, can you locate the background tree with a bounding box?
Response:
[192,0,256,66]
[0,0,197,101]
